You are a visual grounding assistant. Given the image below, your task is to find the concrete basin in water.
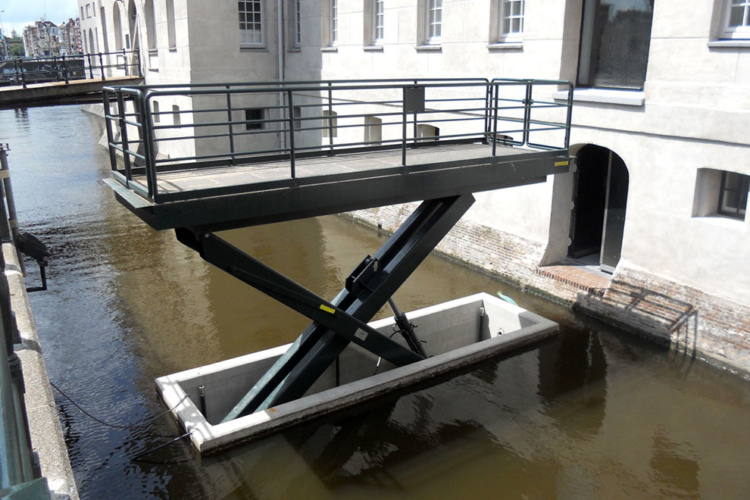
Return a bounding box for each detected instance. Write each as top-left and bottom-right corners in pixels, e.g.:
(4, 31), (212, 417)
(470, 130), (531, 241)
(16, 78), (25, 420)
(156, 292), (559, 454)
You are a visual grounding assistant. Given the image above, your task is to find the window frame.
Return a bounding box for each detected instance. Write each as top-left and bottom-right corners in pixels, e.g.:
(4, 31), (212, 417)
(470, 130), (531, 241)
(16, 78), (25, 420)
(330, 0), (338, 46)
(294, 0), (302, 47)
(373, 0), (385, 45)
(498, 0), (524, 43)
(721, 0), (750, 39)
(425, 0), (442, 44)
(718, 171), (749, 219)
(239, 0), (265, 47)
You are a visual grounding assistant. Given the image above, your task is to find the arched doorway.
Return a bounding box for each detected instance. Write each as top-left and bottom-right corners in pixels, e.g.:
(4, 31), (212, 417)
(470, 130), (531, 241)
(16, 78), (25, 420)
(568, 144), (629, 273)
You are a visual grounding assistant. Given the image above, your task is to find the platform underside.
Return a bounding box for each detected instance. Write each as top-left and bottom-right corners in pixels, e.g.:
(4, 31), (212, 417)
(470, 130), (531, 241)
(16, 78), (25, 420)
(108, 143), (569, 232)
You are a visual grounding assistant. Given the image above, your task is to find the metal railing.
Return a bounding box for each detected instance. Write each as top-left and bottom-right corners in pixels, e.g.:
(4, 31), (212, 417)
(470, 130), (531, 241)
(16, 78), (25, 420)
(0, 144), (52, 499)
(0, 50), (142, 88)
(103, 77), (573, 204)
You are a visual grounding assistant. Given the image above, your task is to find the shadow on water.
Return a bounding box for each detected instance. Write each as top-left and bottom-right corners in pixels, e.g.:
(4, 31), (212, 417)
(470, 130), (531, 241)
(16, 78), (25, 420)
(1, 106), (749, 499)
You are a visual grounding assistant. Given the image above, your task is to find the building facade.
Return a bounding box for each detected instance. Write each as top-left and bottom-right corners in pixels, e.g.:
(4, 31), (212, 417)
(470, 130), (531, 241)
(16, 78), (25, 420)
(85, 0), (750, 374)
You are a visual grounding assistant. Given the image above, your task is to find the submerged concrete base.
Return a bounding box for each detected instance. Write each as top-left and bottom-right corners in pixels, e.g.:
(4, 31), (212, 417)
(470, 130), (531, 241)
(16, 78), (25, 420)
(156, 293), (558, 454)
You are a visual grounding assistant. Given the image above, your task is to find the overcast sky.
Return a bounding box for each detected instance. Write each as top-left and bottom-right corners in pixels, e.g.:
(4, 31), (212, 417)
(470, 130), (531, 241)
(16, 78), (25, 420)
(1, 0), (79, 36)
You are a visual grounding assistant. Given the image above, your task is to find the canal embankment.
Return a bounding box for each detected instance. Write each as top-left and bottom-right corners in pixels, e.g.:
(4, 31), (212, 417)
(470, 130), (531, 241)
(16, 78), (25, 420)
(3, 241), (79, 499)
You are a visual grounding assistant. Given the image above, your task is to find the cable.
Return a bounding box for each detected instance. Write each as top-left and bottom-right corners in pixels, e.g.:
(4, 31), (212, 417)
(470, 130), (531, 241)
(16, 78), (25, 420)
(130, 430), (193, 463)
(50, 381), (188, 432)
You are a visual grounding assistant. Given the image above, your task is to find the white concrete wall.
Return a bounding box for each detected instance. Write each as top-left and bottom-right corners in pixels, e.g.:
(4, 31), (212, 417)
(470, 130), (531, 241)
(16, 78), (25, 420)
(90, 0), (750, 306)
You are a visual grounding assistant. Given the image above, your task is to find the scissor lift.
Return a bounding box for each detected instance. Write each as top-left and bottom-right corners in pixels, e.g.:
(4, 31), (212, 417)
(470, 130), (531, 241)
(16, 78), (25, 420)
(103, 78), (573, 422)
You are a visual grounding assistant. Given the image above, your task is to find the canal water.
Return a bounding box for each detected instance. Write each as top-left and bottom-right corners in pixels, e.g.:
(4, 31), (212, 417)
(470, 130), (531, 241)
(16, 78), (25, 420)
(1, 105), (749, 499)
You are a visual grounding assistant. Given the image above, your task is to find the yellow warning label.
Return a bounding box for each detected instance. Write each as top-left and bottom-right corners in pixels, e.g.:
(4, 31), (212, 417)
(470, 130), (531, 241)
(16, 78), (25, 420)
(555, 160), (570, 167)
(320, 304), (335, 314)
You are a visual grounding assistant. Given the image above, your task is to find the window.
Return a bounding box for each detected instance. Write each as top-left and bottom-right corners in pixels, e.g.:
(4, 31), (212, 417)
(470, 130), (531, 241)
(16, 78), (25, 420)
(373, 0), (385, 44)
(86, 5), (91, 18)
(719, 171), (749, 219)
(153, 101), (160, 123)
(172, 105), (181, 126)
(330, 0), (338, 45)
(499, 0), (524, 41)
(693, 169), (749, 220)
(126, 33), (131, 49)
(322, 110), (337, 138)
(239, 0), (264, 46)
(577, 0), (655, 90)
(722, 0), (750, 38)
(81, 7), (84, 19)
(294, 0), (301, 47)
(293, 106), (302, 130)
(166, 0), (177, 49)
(426, 0), (442, 43)
(364, 116), (382, 145)
(145, 0), (158, 51)
(245, 109), (264, 130)
(417, 124), (439, 141)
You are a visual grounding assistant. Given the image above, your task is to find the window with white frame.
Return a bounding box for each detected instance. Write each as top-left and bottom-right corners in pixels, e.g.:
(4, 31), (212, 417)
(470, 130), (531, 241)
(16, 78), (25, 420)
(330, 0), (338, 45)
(499, 0), (524, 41)
(373, 0), (385, 44)
(426, 0), (442, 43)
(722, 0), (750, 38)
(295, 0), (301, 47)
(86, 4), (91, 18)
(239, 0), (264, 46)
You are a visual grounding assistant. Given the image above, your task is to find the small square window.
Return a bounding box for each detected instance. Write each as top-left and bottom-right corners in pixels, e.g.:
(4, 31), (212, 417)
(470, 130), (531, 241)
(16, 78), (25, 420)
(172, 105), (181, 126)
(293, 106), (302, 130)
(693, 168), (749, 221)
(245, 109), (264, 130)
(152, 101), (160, 123)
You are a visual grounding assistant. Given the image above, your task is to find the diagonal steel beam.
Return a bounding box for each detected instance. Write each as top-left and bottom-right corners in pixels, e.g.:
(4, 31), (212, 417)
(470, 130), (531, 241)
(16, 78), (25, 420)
(176, 194), (475, 421)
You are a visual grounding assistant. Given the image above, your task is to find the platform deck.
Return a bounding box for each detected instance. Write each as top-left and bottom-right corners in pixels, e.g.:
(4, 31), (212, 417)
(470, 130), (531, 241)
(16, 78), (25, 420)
(108, 141), (569, 232)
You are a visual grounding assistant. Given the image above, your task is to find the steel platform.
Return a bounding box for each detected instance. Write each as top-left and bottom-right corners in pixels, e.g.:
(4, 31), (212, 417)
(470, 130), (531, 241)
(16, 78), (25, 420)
(103, 78), (573, 422)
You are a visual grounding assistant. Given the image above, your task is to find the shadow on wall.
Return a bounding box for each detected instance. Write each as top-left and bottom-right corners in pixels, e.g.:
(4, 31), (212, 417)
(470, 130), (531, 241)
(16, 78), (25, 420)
(576, 280), (699, 370)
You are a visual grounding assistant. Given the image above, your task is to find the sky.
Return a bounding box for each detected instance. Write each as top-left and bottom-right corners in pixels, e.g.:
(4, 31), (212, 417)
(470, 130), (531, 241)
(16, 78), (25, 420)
(1, 0), (79, 37)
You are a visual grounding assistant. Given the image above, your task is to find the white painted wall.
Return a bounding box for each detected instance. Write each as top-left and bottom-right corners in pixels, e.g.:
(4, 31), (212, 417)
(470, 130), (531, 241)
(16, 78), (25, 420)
(88, 0), (750, 305)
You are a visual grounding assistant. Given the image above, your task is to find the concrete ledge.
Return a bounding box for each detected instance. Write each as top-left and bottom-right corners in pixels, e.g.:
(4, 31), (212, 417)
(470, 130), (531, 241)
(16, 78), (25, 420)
(553, 88), (645, 107)
(4, 243), (79, 500)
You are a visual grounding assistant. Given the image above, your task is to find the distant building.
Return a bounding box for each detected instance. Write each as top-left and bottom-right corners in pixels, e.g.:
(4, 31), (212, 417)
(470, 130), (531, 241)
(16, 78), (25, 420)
(21, 18), (82, 57)
(88, 0), (750, 373)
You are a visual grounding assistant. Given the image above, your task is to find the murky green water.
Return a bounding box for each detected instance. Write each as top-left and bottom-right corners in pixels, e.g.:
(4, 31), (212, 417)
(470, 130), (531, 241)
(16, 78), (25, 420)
(1, 105), (748, 499)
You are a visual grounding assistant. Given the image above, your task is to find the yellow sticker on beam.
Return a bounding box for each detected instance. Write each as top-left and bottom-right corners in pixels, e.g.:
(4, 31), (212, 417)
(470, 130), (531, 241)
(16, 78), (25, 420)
(555, 160), (570, 167)
(319, 304), (335, 314)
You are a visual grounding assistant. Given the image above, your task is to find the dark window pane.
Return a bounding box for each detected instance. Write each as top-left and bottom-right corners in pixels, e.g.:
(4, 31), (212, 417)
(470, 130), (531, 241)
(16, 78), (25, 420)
(578, 0), (655, 89)
(724, 171), (744, 191)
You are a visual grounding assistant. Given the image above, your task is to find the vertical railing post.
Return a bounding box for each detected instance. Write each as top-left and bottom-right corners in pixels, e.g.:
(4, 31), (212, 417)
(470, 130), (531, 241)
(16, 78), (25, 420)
(62, 55), (69, 85)
(402, 86), (408, 167)
(412, 79), (418, 148)
(116, 92), (133, 182)
(52, 56), (58, 82)
(287, 90), (297, 180)
(0, 146), (25, 274)
(484, 81), (492, 140)
(0, 148), (13, 243)
(522, 81), (532, 146)
(492, 83), (499, 156)
(122, 48), (128, 76)
(226, 86), (235, 164)
(140, 93), (158, 201)
(99, 53), (106, 81)
(136, 50), (143, 77)
(87, 54), (94, 79)
(564, 82), (574, 149)
(103, 91), (118, 172)
(327, 82), (334, 155)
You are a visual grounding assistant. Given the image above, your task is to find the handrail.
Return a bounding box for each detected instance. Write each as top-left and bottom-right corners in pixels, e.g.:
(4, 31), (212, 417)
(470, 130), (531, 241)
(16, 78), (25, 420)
(104, 77), (572, 204)
(0, 50), (142, 89)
